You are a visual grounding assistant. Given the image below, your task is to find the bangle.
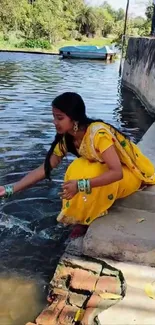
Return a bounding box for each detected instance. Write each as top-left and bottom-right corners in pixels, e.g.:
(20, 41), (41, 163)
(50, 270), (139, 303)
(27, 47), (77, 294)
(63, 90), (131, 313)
(4, 185), (14, 198)
(77, 179), (86, 192)
(85, 179), (91, 194)
(77, 179), (91, 194)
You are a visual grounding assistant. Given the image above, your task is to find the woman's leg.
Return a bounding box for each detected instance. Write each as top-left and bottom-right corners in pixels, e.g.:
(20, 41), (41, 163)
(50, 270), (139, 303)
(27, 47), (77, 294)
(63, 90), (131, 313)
(116, 166), (141, 199)
(57, 157), (119, 226)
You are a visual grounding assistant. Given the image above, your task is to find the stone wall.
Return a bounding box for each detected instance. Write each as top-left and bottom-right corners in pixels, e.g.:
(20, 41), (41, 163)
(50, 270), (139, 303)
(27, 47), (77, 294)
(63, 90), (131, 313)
(122, 37), (155, 115)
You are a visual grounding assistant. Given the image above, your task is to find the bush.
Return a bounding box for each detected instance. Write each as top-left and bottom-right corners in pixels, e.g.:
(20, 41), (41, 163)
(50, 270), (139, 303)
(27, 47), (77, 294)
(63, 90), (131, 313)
(18, 39), (51, 49)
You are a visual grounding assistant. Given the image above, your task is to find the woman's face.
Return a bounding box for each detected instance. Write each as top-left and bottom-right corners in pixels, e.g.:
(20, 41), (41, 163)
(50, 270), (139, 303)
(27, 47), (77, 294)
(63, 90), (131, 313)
(52, 107), (74, 134)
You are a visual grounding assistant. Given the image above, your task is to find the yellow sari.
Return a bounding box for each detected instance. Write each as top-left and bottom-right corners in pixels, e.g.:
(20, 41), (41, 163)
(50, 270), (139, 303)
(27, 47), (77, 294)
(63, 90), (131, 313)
(53, 122), (155, 225)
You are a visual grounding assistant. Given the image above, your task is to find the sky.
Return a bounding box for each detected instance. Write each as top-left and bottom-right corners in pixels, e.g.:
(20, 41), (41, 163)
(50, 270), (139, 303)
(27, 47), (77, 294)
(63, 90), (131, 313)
(88, 0), (148, 17)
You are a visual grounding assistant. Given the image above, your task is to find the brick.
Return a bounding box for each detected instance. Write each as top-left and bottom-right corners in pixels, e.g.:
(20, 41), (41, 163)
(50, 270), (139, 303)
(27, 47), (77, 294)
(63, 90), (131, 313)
(58, 305), (79, 324)
(70, 269), (99, 292)
(81, 307), (100, 325)
(86, 293), (102, 308)
(62, 254), (102, 274)
(36, 309), (55, 325)
(36, 299), (66, 325)
(86, 293), (118, 310)
(51, 264), (74, 290)
(47, 288), (68, 304)
(51, 264), (73, 282)
(95, 276), (121, 295)
(68, 292), (87, 308)
(53, 288), (68, 297)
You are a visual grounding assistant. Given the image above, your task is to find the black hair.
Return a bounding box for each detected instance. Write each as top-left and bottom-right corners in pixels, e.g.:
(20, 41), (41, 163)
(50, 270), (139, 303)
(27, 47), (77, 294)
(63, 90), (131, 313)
(44, 92), (127, 179)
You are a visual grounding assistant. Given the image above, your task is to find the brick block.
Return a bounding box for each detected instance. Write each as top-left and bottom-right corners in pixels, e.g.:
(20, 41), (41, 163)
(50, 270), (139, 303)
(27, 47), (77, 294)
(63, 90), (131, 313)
(70, 268), (99, 292)
(36, 299), (66, 325)
(58, 305), (79, 324)
(62, 254), (102, 274)
(87, 293), (118, 310)
(51, 264), (74, 290)
(95, 276), (121, 295)
(81, 307), (100, 325)
(68, 292), (87, 308)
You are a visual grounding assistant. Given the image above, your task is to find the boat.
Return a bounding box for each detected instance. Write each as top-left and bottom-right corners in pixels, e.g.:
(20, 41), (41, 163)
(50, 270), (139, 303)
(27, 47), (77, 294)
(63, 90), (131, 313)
(59, 45), (117, 60)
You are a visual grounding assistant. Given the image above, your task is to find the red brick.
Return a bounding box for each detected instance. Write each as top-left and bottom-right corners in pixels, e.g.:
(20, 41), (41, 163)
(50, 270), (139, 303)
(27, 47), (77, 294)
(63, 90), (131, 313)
(81, 307), (99, 325)
(86, 293), (117, 310)
(70, 269), (99, 292)
(58, 305), (79, 324)
(51, 265), (74, 290)
(47, 288), (68, 304)
(86, 293), (101, 308)
(95, 276), (121, 295)
(36, 299), (66, 325)
(53, 288), (68, 297)
(62, 254), (102, 274)
(68, 292), (87, 308)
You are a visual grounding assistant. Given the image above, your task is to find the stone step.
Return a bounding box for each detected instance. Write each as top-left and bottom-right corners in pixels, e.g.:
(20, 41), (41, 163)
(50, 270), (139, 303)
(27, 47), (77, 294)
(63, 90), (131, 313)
(82, 206), (155, 266)
(98, 259), (155, 325)
(144, 185), (155, 192)
(115, 189), (155, 212)
(98, 285), (155, 325)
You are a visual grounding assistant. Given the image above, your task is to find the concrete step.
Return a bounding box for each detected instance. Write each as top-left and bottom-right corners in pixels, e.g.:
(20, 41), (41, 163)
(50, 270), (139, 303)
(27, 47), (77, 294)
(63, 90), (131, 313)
(144, 185), (155, 192)
(98, 259), (155, 325)
(98, 285), (155, 325)
(115, 189), (155, 212)
(82, 206), (155, 266)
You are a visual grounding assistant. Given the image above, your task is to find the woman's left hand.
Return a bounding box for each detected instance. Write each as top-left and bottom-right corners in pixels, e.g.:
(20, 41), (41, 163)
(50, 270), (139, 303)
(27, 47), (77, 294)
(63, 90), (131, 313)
(61, 180), (78, 200)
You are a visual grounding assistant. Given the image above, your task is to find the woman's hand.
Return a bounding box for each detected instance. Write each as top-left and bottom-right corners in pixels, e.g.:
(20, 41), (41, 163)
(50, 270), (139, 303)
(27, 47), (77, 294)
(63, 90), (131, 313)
(61, 180), (78, 200)
(0, 186), (6, 197)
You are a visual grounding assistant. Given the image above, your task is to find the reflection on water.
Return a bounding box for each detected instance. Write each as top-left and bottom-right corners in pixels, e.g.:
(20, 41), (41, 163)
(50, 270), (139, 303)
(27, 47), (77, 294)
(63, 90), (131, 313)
(0, 52), (154, 324)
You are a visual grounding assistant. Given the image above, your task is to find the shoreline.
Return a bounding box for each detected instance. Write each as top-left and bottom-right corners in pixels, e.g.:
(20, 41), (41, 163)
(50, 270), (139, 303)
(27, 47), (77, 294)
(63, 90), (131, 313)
(0, 48), (59, 55)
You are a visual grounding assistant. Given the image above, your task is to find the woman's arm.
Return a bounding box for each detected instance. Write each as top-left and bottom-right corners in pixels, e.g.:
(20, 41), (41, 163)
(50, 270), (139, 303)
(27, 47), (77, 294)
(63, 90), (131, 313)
(90, 145), (123, 188)
(0, 154), (62, 196)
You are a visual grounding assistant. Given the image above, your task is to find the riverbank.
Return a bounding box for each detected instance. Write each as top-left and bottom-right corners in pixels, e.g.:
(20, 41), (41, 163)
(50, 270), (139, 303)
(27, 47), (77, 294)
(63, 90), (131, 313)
(0, 37), (113, 55)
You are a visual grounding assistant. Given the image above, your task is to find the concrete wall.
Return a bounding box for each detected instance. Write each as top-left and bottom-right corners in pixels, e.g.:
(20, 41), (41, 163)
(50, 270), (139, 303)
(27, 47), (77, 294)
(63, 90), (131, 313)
(122, 37), (155, 115)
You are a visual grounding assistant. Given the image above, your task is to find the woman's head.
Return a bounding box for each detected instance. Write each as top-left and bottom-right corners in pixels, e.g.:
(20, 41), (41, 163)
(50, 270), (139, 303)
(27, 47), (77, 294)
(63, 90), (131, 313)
(52, 92), (87, 134)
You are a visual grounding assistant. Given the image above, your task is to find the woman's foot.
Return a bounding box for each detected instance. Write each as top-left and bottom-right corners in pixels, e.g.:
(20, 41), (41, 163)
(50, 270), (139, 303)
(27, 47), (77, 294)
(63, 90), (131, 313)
(69, 225), (88, 239)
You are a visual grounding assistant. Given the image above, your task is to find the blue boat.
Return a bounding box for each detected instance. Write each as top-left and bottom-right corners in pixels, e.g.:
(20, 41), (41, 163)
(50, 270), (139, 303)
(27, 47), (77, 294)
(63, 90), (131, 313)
(59, 45), (117, 60)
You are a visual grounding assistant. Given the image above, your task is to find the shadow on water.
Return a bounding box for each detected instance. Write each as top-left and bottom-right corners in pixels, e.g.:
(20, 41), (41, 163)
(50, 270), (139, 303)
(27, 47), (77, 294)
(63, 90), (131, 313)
(0, 53), (154, 324)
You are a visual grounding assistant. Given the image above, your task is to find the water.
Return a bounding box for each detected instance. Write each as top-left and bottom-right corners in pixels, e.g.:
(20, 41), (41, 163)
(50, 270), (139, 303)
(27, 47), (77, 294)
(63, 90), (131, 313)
(0, 52), (154, 324)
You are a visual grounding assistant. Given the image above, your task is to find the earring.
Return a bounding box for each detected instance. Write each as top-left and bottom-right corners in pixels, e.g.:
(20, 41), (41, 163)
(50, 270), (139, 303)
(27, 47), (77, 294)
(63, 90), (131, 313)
(73, 121), (78, 134)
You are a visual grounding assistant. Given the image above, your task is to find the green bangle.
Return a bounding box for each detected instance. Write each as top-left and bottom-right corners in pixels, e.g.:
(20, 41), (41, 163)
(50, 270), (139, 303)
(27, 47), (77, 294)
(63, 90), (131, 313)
(77, 179), (85, 192)
(77, 179), (91, 194)
(4, 185), (14, 198)
(85, 179), (91, 194)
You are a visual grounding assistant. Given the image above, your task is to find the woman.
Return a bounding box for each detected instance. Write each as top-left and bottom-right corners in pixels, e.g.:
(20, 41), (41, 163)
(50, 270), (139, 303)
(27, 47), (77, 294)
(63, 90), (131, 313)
(1, 92), (155, 226)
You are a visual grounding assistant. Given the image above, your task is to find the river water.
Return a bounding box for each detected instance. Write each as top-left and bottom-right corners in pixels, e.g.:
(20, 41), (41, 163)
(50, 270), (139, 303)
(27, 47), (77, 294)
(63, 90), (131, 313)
(0, 52), (154, 324)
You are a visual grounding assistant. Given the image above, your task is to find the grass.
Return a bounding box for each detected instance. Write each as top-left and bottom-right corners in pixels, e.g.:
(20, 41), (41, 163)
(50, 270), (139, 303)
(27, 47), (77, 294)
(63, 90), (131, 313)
(0, 33), (114, 54)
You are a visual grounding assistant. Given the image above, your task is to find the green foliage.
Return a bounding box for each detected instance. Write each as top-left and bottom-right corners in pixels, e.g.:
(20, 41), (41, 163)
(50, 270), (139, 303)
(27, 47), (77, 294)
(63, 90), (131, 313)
(19, 38), (51, 49)
(0, 0), (152, 51)
(145, 2), (154, 20)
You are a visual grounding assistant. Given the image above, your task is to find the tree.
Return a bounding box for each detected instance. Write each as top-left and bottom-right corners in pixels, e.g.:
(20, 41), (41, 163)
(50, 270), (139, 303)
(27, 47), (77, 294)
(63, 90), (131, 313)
(32, 0), (64, 42)
(115, 8), (125, 21)
(145, 2), (154, 20)
(77, 6), (97, 36)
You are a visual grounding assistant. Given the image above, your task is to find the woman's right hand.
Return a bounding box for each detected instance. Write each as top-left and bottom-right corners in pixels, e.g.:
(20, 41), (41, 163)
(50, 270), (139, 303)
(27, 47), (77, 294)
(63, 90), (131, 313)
(0, 186), (6, 197)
